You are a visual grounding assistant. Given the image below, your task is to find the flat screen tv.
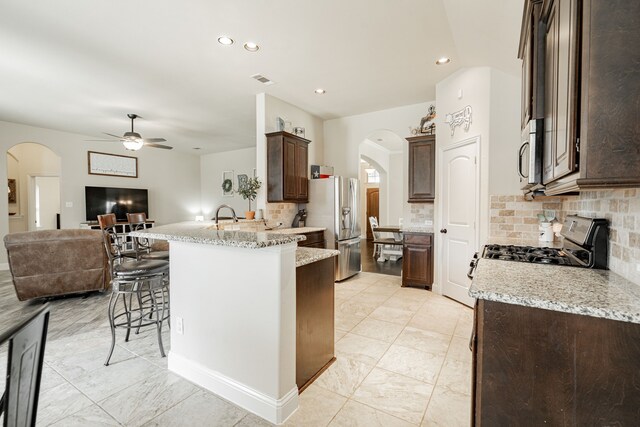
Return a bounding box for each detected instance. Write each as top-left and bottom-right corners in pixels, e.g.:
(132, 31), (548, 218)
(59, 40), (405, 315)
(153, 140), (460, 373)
(85, 186), (149, 222)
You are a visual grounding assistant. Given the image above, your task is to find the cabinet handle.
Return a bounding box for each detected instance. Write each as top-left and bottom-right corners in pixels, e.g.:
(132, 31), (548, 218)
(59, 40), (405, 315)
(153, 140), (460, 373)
(517, 141), (529, 179)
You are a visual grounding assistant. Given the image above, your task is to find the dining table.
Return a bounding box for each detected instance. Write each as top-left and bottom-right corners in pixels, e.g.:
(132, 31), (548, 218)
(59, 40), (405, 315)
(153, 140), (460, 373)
(374, 225), (403, 262)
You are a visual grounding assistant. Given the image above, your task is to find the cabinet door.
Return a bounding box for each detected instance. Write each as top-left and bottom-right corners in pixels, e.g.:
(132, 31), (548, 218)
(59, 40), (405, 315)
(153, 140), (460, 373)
(283, 138), (297, 200)
(296, 141), (308, 201)
(521, 17), (533, 131)
(402, 244), (433, 287)
(408, 137), (435, 202)
(543, 0), (579, 184)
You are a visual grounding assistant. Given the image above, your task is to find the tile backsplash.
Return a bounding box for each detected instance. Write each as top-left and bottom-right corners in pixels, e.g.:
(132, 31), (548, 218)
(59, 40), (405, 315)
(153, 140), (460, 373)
(266, 203), (298, 227)
(489, 189), (640, 285)
(408, 203), (434, 225)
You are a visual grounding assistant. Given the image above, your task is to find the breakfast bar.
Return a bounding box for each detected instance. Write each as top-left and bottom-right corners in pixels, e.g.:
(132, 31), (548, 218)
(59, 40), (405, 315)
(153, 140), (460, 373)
(131, 222), (338, 425)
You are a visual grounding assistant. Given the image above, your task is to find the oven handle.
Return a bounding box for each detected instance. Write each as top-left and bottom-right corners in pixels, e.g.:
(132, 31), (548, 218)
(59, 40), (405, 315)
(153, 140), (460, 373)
(517, 141), (529, 179)
(467, 253), (479, 280)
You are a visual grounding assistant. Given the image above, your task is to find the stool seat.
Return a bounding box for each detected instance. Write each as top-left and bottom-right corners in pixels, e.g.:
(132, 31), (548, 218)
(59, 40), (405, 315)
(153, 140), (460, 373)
(140, 250), (170, 261)
(114, 259), (169, 277)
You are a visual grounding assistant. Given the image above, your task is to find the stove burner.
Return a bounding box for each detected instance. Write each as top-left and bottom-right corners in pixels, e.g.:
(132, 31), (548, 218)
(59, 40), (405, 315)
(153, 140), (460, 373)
(482, 244), (578, 267)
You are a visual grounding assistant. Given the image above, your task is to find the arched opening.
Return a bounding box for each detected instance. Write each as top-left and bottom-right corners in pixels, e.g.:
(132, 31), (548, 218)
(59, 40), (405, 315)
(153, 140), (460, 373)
(7, 143), (61, 233)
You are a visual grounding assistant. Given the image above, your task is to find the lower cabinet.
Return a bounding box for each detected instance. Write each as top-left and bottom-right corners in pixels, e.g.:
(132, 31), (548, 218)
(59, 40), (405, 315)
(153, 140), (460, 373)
(296, 230), (326, 249)
(296, 256), (335, 391)
(402, 233), (433, 289)
(472, 299), (640, 425)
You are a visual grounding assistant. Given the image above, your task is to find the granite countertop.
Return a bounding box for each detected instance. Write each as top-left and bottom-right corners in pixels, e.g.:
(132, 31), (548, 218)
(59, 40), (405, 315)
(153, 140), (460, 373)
(130, 221), (305, 249)
(269, 227), (326, 235)
(401, 225), (434, 233)
(296, 247), (340, 268)
(470, 258), (640, 324)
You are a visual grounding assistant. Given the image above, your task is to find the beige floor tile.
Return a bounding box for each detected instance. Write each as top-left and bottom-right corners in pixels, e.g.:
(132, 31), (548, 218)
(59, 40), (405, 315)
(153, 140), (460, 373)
(395, 327), (451, 355)
(446, 336), (473, 363)
(453, 310), (474, 338)
(285, 384), (347, 426)
(236, 413), (276, 426)
(421, 386), (471, 427)
(336, 333), (390, 365)
(336, 299), (378, 318)
(48, 404), (120, 426)
(351, 272), (381, 284)
(349, 291), (392, 307)
(382, 295), (426, 312)
(408, 312), (458, 336)
(394, 287), (432, 301)
(351, 318), (404, 343)
(335, 287), (361, 300)
(36, 381), (94, 426)
(336, 279), (373, 293)
(315, 356), (374, 397)
(369, 306), (414, 326)
(335, 328), (349, 342)
(437, 358), (472, 395)
(328, 400), (414, 427)
(353, 368), (433, 425)
(361, 284), (399, 297)
(335, 312), (365, 331)
(377, 344), (446, 385)
(143, 389), (247, 426)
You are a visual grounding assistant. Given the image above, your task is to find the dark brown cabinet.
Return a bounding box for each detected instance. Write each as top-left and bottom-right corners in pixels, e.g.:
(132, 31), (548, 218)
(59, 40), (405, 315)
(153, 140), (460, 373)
(296, 230), (326, 249)
(402, 232), (433, 289)
(407, 135), (435, 202)
(266, 131), (310, 203)
(519, 0), (640, 194)
(472, 299), (640, 425)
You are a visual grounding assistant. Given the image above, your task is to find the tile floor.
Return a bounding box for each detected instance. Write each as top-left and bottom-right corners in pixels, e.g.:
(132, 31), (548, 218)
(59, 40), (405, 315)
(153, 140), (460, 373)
(0, 271), (472, 426)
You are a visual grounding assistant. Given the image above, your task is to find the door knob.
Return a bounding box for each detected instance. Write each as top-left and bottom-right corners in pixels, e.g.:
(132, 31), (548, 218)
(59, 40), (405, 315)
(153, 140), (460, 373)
(440, 228), (448, 234)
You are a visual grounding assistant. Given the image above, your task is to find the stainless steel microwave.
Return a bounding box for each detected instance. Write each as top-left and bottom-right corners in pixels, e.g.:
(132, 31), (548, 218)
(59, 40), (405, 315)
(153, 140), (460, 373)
(518, 118), (544, 191)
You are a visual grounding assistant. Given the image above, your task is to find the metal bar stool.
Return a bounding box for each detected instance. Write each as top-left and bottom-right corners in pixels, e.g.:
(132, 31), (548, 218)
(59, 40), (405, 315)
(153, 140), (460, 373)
(98, 214), (170, 366)
(126, 212), (169, 261)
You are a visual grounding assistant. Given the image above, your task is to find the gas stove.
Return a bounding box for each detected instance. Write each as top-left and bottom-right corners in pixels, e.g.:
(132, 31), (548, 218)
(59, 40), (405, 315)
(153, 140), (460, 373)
(468, 215), (609, 279)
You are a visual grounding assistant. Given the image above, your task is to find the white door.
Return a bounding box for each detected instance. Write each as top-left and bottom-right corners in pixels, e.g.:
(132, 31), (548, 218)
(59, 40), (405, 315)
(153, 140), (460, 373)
(440, 139), (478, 307)
(29, 176), (60, 230)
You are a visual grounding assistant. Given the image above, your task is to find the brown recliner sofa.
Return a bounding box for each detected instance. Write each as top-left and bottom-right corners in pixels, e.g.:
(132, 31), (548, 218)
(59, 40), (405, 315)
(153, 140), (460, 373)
(4, 229), (109, 301)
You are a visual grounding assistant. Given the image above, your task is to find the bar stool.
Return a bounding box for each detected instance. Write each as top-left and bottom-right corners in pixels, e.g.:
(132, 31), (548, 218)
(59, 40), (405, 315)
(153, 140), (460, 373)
(126, 212), (169, 261)
(98, 214), (170, 366)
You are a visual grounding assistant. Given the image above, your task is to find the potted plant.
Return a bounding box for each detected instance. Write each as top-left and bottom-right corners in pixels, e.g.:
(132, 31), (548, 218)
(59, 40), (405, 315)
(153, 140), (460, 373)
(238, 177), (261, 220)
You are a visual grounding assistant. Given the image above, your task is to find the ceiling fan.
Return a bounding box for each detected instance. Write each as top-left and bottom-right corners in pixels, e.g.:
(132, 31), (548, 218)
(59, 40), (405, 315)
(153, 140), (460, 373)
(87, 114), (173, 151)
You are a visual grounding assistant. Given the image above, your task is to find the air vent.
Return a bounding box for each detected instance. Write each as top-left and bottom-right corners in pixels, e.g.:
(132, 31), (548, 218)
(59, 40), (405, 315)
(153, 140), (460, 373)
(251, 74), (276, 86)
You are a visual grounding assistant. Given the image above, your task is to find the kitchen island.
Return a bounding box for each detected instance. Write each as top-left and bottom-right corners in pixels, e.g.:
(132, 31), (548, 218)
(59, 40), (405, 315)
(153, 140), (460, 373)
(131, 222), (337, 425)
(469, 259), (640, 425)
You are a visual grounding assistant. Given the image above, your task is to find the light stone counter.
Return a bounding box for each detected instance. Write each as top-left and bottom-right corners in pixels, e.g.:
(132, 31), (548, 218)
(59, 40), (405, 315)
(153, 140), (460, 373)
(401, 225), (434, 233)
(130, 221), (305, 248)
(296, 247), (339, 268)
(269, 227), (326, 235)
(470, 258), (640, 324)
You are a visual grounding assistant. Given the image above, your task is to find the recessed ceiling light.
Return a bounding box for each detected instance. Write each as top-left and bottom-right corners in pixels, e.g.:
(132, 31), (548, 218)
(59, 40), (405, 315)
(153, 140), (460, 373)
(436, 57), (451, 65)
(217, 36), (234, 46)
(193, 147), (201, 150)
(376, 138), (383, 142)
(314, 88), (326, 95)
(244, 42), (259, 52)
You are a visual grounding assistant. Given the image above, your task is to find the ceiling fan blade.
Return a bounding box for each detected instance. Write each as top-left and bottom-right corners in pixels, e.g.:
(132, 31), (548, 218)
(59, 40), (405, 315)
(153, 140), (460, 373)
(143, 138), (167, 143)
(103, 132), (124, 139)
(144, 142), (173, 150)
(84, 139), (120, 142)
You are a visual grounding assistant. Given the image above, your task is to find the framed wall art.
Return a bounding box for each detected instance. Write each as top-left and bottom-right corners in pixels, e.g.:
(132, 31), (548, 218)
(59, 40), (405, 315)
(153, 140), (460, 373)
(88, 151), (138, 178)
(222, 170), (234, 196)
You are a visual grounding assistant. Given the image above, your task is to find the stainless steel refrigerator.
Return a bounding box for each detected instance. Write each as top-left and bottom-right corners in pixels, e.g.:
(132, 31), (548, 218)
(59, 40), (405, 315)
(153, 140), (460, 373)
(306, 177), (361, 281)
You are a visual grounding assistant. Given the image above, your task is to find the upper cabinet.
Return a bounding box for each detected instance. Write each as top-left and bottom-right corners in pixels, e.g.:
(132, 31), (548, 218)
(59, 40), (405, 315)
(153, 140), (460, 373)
(266, 131), (310, 203)
(520, 0), (640, 195)
(407, 134), (436, 202)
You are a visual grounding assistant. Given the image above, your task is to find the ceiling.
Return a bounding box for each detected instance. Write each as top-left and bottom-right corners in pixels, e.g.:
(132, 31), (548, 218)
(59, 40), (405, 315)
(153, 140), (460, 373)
(0, 0), (523, 154)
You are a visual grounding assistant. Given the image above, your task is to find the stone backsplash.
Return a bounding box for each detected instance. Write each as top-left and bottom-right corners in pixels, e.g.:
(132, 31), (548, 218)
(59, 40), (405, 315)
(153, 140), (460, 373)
(266, 203), (298, 228)
(489, 190), (640, 285)
(489, 195), (564, 243)
(562, 189), (640, 285)
(407, 203), (434, 226)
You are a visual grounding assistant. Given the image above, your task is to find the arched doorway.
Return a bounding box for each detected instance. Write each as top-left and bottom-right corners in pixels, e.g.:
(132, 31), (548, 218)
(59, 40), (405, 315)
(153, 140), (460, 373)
(7, 143), (61, 233)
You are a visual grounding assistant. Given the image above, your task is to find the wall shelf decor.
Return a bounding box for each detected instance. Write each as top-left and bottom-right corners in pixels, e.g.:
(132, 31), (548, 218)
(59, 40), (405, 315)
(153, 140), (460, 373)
(222, 170), (234, 196)
(445, 105), (473, 136)
(88, 151), (138, 178)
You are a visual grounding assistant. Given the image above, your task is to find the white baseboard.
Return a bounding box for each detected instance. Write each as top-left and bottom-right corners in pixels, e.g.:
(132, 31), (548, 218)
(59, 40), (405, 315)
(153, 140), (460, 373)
(168, 352), (298, 425)
(0, 263), (9, 271)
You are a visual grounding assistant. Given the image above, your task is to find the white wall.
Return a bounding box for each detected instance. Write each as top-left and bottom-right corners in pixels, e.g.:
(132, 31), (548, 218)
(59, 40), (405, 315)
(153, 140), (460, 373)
(256, 93), (325, 212)
(435, 67), (521, 247)
(0, 120), (202, 264)
(200, 147), (257, 217)
(323, 101), (435, 226)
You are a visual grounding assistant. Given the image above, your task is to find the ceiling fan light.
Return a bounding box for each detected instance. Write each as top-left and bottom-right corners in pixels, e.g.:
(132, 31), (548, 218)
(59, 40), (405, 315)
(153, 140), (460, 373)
(122, 139), (144, 151)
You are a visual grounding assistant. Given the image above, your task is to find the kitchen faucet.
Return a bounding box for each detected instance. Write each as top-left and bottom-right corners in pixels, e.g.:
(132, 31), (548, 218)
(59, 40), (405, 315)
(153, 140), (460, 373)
(213, 204), (238, 227)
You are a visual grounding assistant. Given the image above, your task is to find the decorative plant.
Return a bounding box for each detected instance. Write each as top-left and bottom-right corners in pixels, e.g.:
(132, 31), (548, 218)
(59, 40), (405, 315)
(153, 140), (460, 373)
(238, 177), (262, 212)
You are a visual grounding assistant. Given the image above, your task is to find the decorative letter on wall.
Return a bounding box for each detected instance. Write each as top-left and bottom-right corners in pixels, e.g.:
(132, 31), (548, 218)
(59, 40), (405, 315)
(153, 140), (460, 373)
(444, 105), (473, 136)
